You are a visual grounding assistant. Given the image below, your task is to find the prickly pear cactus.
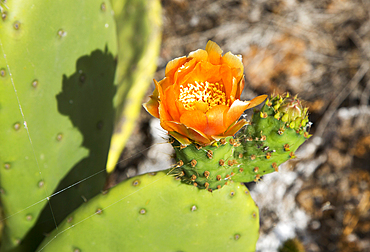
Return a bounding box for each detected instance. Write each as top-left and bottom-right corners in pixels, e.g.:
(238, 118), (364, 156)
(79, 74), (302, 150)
(0, 0), (117, 250)
(106, 0), (162, 173)
(169, 93), (310, 190)
(36, 93), (310, 251)
(37, 172), (259, 252)
(0, 29), (309, 251)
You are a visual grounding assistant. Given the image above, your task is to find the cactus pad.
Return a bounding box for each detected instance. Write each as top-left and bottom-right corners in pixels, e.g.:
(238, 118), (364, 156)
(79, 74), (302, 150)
(169, 94), (310, 190)
(37, 172), (259, 252)
(0, 0), (117, 250)
(106, 0), (162, 173)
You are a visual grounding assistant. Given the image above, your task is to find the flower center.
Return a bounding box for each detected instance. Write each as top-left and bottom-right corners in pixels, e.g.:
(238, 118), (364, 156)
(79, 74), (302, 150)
(179, 81), (229, 112)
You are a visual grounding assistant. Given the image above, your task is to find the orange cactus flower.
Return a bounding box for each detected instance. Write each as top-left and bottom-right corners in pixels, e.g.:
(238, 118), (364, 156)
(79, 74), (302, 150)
(144, 41), (267, 145)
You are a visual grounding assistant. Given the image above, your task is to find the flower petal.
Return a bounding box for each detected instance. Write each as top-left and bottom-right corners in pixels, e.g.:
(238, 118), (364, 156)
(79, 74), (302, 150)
(180, 110), (208, 134)
(159, 103), (176, 131)
(168, 131), (192, 146)
(166, 121), (211, 145)
(185, 61), (221, 84)
(175, 99), (188, 115)
(222, 52), (244, 74)
(205, 40), (222, 65)
(163, 85), (181, 121)
(186, 127), (211, 145)
(160, 117), (175, 132)
(157, 81), (176, 129)
(165, 56), (188, 84)
(220, 64), (233, 98)
(155, 78), (166, 99)
(204, 105), (229, 136)
(235, 76), (245, 100)
(188, 49), (208, 62)
(229, 77), (239, 103)
(173, 58), (197, 86)
(225, 99), (251, 128)
(223, 119), (247, 136)
(222, 52), (244, 76)
(143, 88), (160, 118)
(245, 95), (268, 110)
(211, 120), (247, 140)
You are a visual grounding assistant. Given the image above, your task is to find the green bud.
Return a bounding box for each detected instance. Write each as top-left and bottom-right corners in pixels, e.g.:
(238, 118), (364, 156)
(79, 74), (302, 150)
(281, 113), (289, 122)
(278, 97), (303, 121)
(294, 118), (302, 128)
(274, 112), (280, 119)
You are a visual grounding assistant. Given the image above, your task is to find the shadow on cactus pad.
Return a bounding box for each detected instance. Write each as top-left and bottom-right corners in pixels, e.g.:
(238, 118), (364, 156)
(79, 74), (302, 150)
(14, 47), (117, 252)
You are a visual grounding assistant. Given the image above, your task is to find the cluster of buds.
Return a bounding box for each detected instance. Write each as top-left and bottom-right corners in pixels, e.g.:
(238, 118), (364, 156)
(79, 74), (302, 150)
(265, 93), (310, 135)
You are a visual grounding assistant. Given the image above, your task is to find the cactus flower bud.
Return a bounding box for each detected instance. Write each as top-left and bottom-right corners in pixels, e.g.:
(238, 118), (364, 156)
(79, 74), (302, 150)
(278, 96), (304, 121)
(268, 94), (309, 131)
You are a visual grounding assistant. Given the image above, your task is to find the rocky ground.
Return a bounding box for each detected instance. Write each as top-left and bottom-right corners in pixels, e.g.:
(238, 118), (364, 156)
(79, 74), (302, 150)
(111, 1), (370, 251)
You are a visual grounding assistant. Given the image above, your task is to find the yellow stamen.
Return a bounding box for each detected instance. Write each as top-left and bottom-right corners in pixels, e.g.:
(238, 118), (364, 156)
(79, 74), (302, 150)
(179, 81), (229, 112)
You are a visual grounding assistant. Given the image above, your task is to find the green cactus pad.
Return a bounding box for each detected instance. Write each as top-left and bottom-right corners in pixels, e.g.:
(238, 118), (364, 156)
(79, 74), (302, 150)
(234, 93), (310, 182)
(170, 136), (240, 190)
(106, 0), (162, 173)
(169, 94), (310, 190)
(0, 0), (117, 250)
(37, 172), (259, 252)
